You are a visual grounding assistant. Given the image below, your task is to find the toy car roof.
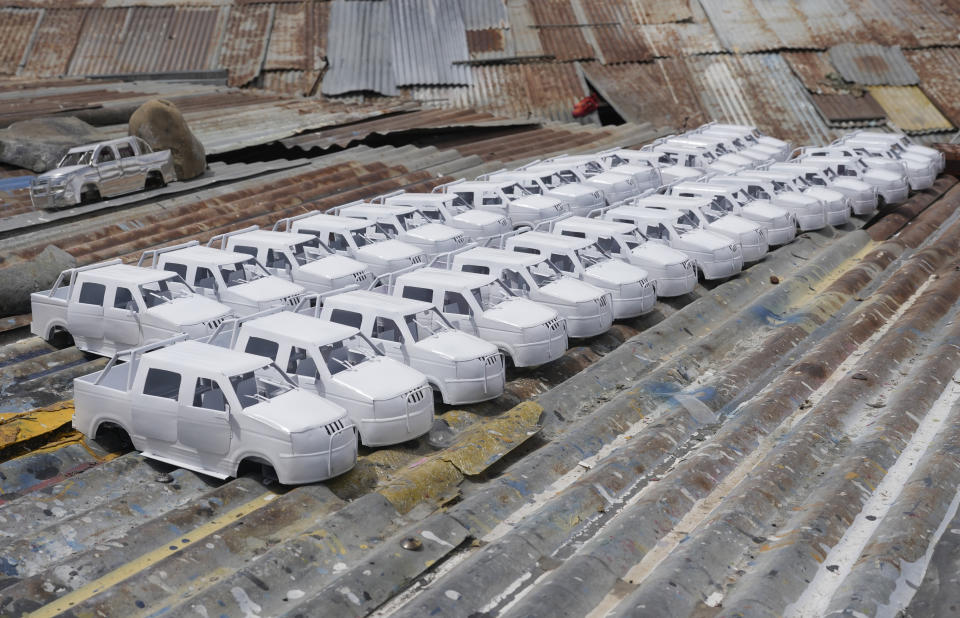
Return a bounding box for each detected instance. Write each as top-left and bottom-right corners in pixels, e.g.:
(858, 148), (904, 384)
(291, 213), (370, 231)
(159, 245), (253, 267)
(65, 136), (143, 153)
(396, 266), (496, 289)
(508, 231), (592, 251)
(146, 340), (269, 376)
(384, 193), (453, 205)
(228, 229), (315, 246)
(324, 290), (431, 315)
(81, 263), (180, 286)
(455, 246), (542, 267)
(606, 205), (681, 223)
(241, 311), (358, 348)
(553, 216), (637, 234)
(340, 203), (415, 217)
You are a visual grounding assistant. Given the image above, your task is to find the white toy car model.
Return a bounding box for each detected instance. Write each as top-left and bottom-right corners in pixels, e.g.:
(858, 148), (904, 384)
(708, 176), (827, 231)
(632, 195), (769, 262)
(481, 169), (605, 217)
(31, 260), (232, 356)
(376, 191), (512, 242)
(692, 123), (791, 161)
(73, 337), (357, 484)
(451, 246), (614, 337)
(604, 205), (743, 280)
(334, 201), (470, 258)
(736, 170), (852, 227)
(320, 291), (505, 404)
(504, 231), (656, 318)
(594, 148), (705, 185)
(521, 161), (642, 205)
(274, 211), (425, 278)
(665, 182), (796, 246)
(393, 267), (567, 367)
(833, 139), (936, 190)
(839, 131), (943, 173)
(795, 154), (909, 207)
(212, 309), (434, 446)
(767, 161), (878, 216)
(434, 179), (570, 229)
(550, 216), (697, 297)
(549, 154), (663, 194)
(209, 226), (373, 294)
(140, 241), (306, 317)
(799, 149), (911, 203)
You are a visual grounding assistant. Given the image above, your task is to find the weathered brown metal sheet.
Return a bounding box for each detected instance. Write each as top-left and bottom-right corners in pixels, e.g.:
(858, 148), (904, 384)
(906, 47), (960, 128)
(18, 9), (84, 77)
(811, 92), (887, 126)
(259, 69), (319, 97)
(107, 6), (220, 74)
(218, 3), (272, 87)
(264, 2), (308, 71)
(528, 0), (594, 61)
(697, 0), (782, 52)
(579, 1), (650, 64)
(580, 59), (705, 129)
(749, 0), (823, 49)
(67, 7), (129, 76)
(868, 85), (954, 134)
(782, 51), (846, 95)
(626, 0), (691, 25)
(308, 0), (329, 72)
(790, 0), (873, 46)
(0, 8), (41, 75)
(466, 28), (505, 54)
(637, 1), (723, 58)
(829, 43), (919, 86)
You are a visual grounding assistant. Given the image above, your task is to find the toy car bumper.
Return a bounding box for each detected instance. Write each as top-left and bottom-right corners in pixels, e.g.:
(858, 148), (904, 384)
(277, 427), (357, 484)
(795, 210), (828, 231)
(651, 269), (698, 297)
(359, 402), (434, 446)
(611, 283), (656, 319)
(440, 366), (506, 404)
(826, 203), (852, 227)
(510, 326), (568, 367)
(562, 302), (614, 338)
(699, 256), (743, 280)
(763, 223), (796, 246)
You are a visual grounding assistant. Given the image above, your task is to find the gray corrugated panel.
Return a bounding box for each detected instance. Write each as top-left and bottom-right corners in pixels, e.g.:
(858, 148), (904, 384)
(907, 47), (960, 128)
(322, 0), (397, 96)
(0, 8), (41, 75)
(684, 53), (756, 127)
(217, 3), (272, 88)
(697, 0), (783, 52)
(791, 0), (873, 46)
(504, 0), (544, 59)
(66, 7), (130, 76)
(637, 0), (723, 56)
(391, 0), (471, 87)
(19, 9), (85, 77)
(828, 43), (919, 86)
(748, 0), (823, 49)
(627, 0), (692, 24)
(459, 0), (507, 29)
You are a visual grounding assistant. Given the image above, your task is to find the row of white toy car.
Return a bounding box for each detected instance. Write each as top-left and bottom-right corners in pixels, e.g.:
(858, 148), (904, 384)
(44, 125), (939, 484)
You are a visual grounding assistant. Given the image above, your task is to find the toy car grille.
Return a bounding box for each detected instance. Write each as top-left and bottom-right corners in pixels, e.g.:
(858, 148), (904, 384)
(284, 294), (304, 306)
(595, 295), (608, 307)
(681, 259), (694, 270)
(324, 418), (346, 435)
(32, 180), (48, 195)
(406, 387), (428, 404)
(497, 218), (508, 226)
(411, 255), (423, 264)
(546, 317), (562, 331)
(454, 235), (466, 245)
(205, 317), (225, 330)
(353, 271), (369, 283)
(482, 353), (501, 367)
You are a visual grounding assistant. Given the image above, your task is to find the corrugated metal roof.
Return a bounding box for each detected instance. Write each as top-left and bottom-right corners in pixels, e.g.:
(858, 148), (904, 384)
(528, 0), (594, 61)
(627, 0), (692, 25)
(258, 69), (319, 97)
(829, 43), (919, 86)
(811, 92), (887, 126)
(466, 28), (506, 55)
(578, 0), (650, 64)
(263, 2), (309, 71)
(218, 3), (272, 88)
(323, 0), (397, 96)
(0, 8), (41, 75)
(390, 0), (471, 87)
(748, 0), (824, 49)
(697, 0), (783, 52)
(868, 85), (953, 134)
(66, 7), (129, 76)
(782, 51), (847, 95)
(19, 9), (85, 77)
(906, 47), (960, 129)
(504, 0), (544, 59)
(579, 59), (705, 129)
(109, 6), (222, 75)
(636, 0), (724, 57)
(790, 0), (874, 46)
(458, 0), (507, 30)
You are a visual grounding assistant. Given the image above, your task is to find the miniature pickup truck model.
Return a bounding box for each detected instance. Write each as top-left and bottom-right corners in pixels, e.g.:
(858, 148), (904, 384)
(690, 123), (791, 161)
(682, 129), (784, 162)
(73, 338), (358, 484)
(522, 161), (642, 205)
(595, 148), (705, 185)
(211, 309), (434, 446)
(548, 154), (663, 194)
(736, 170), (851, 227)
(140, 241), (306, 317)
(839, 131), (944, 173)
(451, 246), (614, 337)
(767, 161), (878, 216)
(829, 139), (936, 190)
(434, 180), (570, 229)
(550, 216), (697, 297)
(209, 226), (373, 294)
(708, 176), (827, 231)
(795, 154), (908, 207)
(377, 191), (512, 242)
(320, 291), (505, 404)
(31, 259), (232, 356)
(799, 149), (911, 202)
(393, 267), (567, 367)
(504, 231), (656, 318)
(334, 201), (469, 258)
(275, 212), (425, 278)
(665, 182), (797, 246)
(482, 169), (605, 217)
(603, 205), (744, 280)
(632, 195), (768, 262)
(30, 137), (176, 209)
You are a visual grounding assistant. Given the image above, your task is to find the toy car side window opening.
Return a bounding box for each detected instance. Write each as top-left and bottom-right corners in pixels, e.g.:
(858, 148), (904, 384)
(685, 155), (697, 167)
(329, 308), (363, 329)
(372, 317), (403, 343)
(233, 245), (258, 258)
(97, 147), (116, 164)
(113, 287), (138, 311)
(117, 143), (135, 159)
(193, 377), (227, 411)
(401, 286), (434, 303)
(513, 246), (540, 256)
(443, 291), (471, 315)
(327, 232), (349, 252)
(560, 230), (586, 239)
(482, 194), (502, 206)
(244, 336), (280, 361)
(461, 264), (489, 275)
(421, 208), (442, 221)
(644, 225), (662, 239)
(453, 192), (474, 207)
(550, 252), (575, 272)
(501, 268), (529, 293)
(266, 249), (291, 269)
(163, 262), (188, 279)
(377, 222), (399, 237)
(78, 282), (106, 305)
(143, 368), (181, 400)
(194, 267), (216, 289)
(596, 236), (621, 253)
(229, 365), (293, 409)
(287, 346), (318, 378)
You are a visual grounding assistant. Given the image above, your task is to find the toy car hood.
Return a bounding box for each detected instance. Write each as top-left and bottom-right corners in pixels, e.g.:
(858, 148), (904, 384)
(301, 255), (368, 279)
(235, 277), (303, 303)
(707, 214), (759, 235)
(631, 243), (691, 266)
(585, 260), (648, 285)
(454, 210), (507, 226)
(414, 330), (497, 362)
(38, 165), (88, 180)
(356, 239), (422, 262)
(484, 297), (559, 329)
(244, 389), (346, 433)
(144, 295), (231, 326)
(406, 223), (462, 242)
(332, 357), (426, 400)
(682, 228), (736, 251)
(541, 277), (605, 303)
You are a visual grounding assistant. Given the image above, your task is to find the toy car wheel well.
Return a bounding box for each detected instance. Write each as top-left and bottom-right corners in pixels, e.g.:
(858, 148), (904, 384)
(80, 184), (100, 204)
(94, 421), (132, 450)
(47, 324), (73, 348)
(236, 455), (278, 479)
(145, 170), (165, 190)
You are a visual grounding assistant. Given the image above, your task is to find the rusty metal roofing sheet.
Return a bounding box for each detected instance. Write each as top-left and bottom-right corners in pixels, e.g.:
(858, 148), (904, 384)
(829, 44), (919, 86)
(906, 47), (960, 129)
(108, 6), (222, 75)
(782, 51), (847, 95)
(458, 0), (507, 30)
(263, 2), (308, 71)
(259, 69), (319, 97)
(697, 0), (783, 52)
(579, 59), (705, 129)
(390, 0), (471, 87)
(323, 0), (397, 96)
(637, 0), (723, 57)
(466, 28), (506, 55)
(504, 0), (544, 59)
(66, 7), (129, 76)
(528, 0), (594, 61)
(578, 0), (651, 64)
(848, 0), (921, 47)
(217, 3), (272, 88)
(789, 0), (873, 46)
(627, 0), (692, 25)
(868, 85), (953, 134)
(811, 92), (887, 127)
(19, 9), (85, 77)
(0, 8), (41, 75)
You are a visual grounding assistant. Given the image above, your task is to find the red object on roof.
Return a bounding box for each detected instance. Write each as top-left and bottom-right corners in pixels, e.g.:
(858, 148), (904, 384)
(573, 94), (599, 118)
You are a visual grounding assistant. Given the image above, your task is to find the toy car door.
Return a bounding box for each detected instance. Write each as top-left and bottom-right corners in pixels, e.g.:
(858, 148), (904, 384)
(67, 280), (106, 342)
(94, 145), (124, 197)
(179, 375), (232, 456)
(104, 284), (142, 347)
(117, 141), (146, 192)
(131, 366), (181, 444)
(369, 314), (408, 362)
(440, 289), (479, 333)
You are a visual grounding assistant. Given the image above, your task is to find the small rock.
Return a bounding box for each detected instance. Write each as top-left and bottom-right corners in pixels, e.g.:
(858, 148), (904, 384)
(155, 473), (174, 484)
(401, 537), (423, 551)
(866, 399), (886, 408)
(851, 372), (869, 381)
(826, 564), (840, 573)
(129, 99), (205, 180)
(770, 275), (780, 284)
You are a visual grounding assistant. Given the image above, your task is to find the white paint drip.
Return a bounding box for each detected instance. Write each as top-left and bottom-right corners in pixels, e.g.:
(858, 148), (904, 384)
(421, 530), (453, 548)
(191, 604), (209, 618)
(338, 585), (361, 606)
(230, 586), (262, 618)
(479, 571), (531, 614)
(445, 590), (462, 600)
(785, 377), (960, 617)
(286, 589), (305, 600)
